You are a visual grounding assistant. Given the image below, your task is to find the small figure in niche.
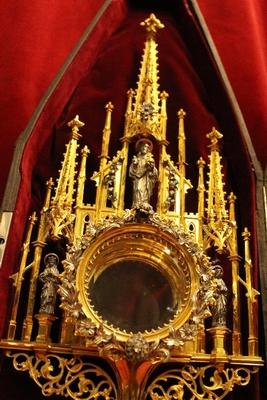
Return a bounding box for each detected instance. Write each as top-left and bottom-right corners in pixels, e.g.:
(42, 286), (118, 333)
(129, 139), (158, 212)
(211, 264), (228, 327)
(39, 253), (60, 315)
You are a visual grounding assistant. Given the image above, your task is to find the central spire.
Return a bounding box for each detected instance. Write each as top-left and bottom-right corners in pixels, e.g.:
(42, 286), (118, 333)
(135, 14), (164, 112)
(124, 14), (167, 141)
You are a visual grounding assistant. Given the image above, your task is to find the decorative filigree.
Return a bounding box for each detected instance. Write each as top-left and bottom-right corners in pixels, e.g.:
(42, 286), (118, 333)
(75, 320), (170, 364)
(165, 168), (179, 211)
(58, 212), (217, 361)
(140, 13), (164, 36)
(47, 205), (75, 241)
(145, 364), (258, 400)
(104, 162), (118, 206)
(7, 351), (117, 400)
(203, 220), (233, 253)
(58, 243), (85, 319)
(104, 152), (124, 207)
(148, 213), (208, 261)
(125, 333), (150, 362)
(140, 102), (155, 122)
(125, 334), (170, 363)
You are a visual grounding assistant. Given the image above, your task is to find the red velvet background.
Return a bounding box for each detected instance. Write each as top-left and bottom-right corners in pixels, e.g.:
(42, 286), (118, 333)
(0, 0), (112, 202)
(1, 0), (266, 203)
(198, 0), (267, 168)
(0, 1), (265, 398)
(0, 0), (127, 338)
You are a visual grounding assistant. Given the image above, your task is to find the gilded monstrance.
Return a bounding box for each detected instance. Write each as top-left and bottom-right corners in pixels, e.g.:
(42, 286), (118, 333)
(1, 13), (263, 400)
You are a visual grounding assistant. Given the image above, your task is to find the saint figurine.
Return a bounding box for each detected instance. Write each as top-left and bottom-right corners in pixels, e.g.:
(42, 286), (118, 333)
(211, 265), (228, 327)
(129, 139), (158, 211)
(39, 253), (60, 315)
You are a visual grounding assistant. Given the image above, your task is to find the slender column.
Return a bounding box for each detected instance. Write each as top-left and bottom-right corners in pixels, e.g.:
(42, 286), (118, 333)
(242, 227), (260, 356)
(177, 109), (186, 227)
(22, 179), (53, 341)
(124, 89), (134, 135)
(160, 91), (168, 141)
(76, 146), (90, 207)
(99, 102), (113, 169)
(156, 140), (168, 215)
(117, 138), (130, 212)
(228, 192), (241, 355)
(60, 316), (76, 345)
(74, 146), (90, 240)
(95, 103), (113, 218)
(155, 92), (169, 216)
(7, 212), (37, 339)
(196, 324), (206, 353)
(197, 157), (205, 246)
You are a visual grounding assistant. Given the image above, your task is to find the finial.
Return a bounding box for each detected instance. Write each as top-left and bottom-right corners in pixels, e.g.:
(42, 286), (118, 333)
(178, 108), (186, 119)
(206, 127), (223, 150)
(105, 102), (114, 113)
(228, 192), (237, 203)
(197, 157), (206, 168)
(67, 115), (85, 140)
(242, 227), (251, 240)
(140, 13), (164, 37)
(81, 145), (90, 157)
(46, 177), (54, 189)
(160, 91), (169, 100)
(29, 211), (38, 224)
(127, 89), (135, 98)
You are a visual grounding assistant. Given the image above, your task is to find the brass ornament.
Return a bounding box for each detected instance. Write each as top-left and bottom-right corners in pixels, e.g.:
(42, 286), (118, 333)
(58, 211), (217, 361)
(7, 351), (118, 399)
(145, 364), (258, 400)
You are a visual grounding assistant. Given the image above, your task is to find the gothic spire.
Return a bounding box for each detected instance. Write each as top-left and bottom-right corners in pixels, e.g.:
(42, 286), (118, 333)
(124, 14), (167, 141)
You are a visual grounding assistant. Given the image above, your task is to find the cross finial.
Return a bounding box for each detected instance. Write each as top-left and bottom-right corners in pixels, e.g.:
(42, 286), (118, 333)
(46, 177), (54, 189)
(206, 127), (223, 150)
(140, 13), (164, 37)
(105, 102), (114, 113)
(228, 192), (236, 203)
(242, 227), (251, 240)
(68, 115), (85, 140)
(178, 108), (186, 119)
(197, 157), (206, 168)
(29, 211), (38, 224)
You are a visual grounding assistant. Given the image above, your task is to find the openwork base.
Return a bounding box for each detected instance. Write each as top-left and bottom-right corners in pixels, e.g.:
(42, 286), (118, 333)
(6, 351), (118, 400)
(6, 350), (258, 400)
(145, 364), (258, 400)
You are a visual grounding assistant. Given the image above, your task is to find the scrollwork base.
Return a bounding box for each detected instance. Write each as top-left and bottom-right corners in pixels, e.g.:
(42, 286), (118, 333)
(145, 364), (258, 400)
(6, 351), (117, 400)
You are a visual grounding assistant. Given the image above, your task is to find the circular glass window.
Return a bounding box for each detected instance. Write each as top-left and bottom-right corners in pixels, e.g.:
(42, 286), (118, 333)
(89, 260), (177, 333)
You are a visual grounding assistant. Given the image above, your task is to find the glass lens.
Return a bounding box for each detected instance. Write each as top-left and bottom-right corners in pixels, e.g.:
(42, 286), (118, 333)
(89, 260), (177, 333)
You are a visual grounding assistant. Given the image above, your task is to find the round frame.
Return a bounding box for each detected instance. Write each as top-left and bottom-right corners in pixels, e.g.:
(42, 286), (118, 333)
(76, 223), (199, 342)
